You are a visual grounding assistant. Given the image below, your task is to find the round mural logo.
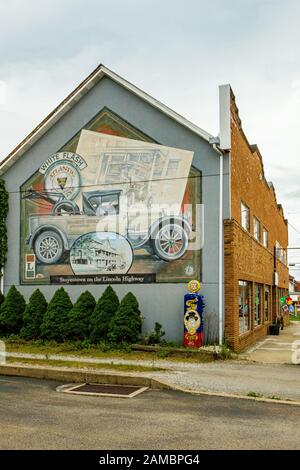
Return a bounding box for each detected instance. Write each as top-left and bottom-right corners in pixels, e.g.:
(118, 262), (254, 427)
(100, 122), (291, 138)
(44, 161), (80, 201)
(187, 279), (201, 293)
(70, 232), (133, 275)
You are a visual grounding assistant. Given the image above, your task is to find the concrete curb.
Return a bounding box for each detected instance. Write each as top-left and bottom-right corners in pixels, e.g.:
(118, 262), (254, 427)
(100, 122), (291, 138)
(0, 364), (170, 390)
(1, 363), (299, 406)
(155, 378), (300, 407)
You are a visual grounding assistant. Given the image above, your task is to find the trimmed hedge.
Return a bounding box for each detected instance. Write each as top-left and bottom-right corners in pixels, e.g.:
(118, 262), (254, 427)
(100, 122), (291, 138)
(0, 285), (25, 335)
(20, 289), (48, 340)
(68, 291), (96, 340)
(0, 291), (4, 307)
(109, 292), (142, 344)
(40, 287), (72, 342)
(0, 285), (144, 347)
(90, 286), (119, 343)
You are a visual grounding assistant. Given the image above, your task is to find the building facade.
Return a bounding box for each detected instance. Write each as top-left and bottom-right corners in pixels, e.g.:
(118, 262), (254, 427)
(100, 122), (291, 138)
(0, 65), (288, 351)
(224, 89), (289, 351)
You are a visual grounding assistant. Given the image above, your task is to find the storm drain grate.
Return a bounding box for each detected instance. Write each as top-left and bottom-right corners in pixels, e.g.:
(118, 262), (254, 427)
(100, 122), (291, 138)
(58, 383), (149, 398)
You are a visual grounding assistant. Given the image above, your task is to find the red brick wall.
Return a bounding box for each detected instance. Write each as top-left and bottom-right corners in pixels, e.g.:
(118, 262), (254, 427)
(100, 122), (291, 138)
(225, 90), (289, 352)
(224, 220), (288, 351)
(230, 92), (288, 250)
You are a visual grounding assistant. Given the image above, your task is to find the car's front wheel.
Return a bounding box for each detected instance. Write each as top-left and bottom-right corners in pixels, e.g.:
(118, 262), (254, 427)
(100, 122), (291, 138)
(152, 223), (189, 261)
(34, 230), (64, 264)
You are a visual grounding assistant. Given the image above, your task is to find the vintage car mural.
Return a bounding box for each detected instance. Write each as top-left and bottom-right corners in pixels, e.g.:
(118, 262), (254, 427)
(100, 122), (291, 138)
(24, 187), (192, 265)
(20, 112), (201, 284)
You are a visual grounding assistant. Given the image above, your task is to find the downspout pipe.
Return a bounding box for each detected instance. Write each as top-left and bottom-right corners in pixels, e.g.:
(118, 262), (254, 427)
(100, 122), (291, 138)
(210, 137), (225, 346)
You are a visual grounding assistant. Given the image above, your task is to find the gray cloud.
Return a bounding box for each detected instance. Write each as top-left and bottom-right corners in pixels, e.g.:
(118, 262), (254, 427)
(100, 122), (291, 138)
(1, 0), (300, 261)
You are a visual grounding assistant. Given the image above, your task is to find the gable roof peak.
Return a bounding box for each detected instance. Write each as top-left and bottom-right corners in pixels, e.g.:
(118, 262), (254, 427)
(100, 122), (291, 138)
(0, 63), (213, 176)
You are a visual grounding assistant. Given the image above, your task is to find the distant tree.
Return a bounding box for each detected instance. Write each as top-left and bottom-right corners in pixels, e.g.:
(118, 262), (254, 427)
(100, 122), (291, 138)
(40, 287), (72, 342)
(90, 286), (119, 343)
(0, 285), (26, 336)
(20, 289), (47, 340)
(68, 291), (96, 340)
(108, 292), (142, 344)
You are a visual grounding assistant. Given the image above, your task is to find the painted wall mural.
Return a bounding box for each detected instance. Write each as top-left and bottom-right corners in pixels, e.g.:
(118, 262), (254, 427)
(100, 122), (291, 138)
(20, 109), (201, 284)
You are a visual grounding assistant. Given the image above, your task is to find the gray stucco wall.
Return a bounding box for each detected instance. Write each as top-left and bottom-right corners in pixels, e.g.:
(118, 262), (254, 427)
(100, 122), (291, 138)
(2, 76), (230, 343)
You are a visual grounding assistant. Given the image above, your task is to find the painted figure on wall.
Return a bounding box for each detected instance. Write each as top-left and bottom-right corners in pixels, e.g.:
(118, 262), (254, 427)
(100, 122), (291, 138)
(184, 280), (204, 348)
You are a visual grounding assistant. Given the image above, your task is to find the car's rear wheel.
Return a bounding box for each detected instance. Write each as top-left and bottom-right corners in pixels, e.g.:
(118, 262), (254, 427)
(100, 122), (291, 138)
(34, 230), (64, 264)
(152, 223), (189, 261)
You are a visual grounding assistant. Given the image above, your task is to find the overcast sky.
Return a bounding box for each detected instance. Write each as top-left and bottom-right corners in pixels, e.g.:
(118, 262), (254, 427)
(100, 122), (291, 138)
(1, 0), (300, 274)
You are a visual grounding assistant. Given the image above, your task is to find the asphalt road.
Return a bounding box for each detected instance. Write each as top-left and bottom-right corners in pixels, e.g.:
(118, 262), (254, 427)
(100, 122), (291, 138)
(0, 376), (299, 450)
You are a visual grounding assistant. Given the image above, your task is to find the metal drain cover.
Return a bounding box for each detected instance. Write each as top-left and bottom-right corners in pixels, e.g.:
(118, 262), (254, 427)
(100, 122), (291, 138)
(57, 383), (148, 398)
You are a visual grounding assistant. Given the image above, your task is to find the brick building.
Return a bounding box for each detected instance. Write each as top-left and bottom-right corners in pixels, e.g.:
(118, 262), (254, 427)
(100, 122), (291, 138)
(223, 88), (289, 351)
(0, 65), (288, 351)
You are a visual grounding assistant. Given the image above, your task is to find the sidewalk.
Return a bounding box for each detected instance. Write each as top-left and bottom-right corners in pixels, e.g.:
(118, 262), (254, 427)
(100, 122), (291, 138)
(241, 321), (300, 364)
(4, 349), (300, 402)
(161, 361), (300, 401)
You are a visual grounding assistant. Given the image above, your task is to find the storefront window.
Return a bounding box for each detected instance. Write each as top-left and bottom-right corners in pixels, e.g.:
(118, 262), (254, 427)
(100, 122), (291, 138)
(264, 286), (270, 322)
(254, 283), (263, 327)
(278, 288), (287, 315)
(239, 281), (251, 335)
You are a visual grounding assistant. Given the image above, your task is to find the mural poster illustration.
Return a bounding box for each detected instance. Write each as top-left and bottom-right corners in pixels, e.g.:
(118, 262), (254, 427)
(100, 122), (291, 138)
(20, 109), (201, 284)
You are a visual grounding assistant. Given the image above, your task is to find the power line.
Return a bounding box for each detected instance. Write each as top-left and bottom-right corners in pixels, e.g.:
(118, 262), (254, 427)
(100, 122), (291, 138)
(288, 222), (300, 236)
(4, 172), (229, 195)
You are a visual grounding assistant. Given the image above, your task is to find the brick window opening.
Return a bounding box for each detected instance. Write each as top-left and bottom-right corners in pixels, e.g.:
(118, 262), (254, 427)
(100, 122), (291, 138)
(241, 201), (250, 232)
(253, 217), (261, 242)
(263, 228), (269, 248)
(239, 280), (251, 335)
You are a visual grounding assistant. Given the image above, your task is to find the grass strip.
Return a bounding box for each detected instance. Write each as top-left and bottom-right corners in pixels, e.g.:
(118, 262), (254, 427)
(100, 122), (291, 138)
(6, 356), (166, 373)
